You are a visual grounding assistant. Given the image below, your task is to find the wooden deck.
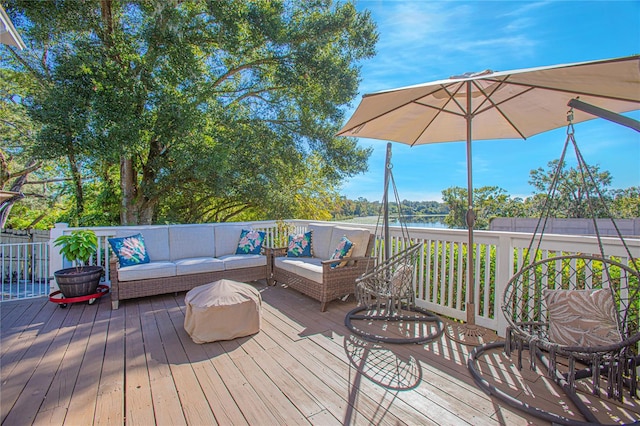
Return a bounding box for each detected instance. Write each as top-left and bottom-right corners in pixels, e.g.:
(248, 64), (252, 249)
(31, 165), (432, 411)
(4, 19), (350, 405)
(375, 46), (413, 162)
(2, 281), (639, 425)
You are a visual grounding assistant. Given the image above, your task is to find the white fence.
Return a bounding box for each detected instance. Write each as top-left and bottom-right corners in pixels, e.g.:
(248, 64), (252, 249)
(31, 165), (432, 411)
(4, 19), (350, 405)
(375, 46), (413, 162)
(4, 220), (638, 338)
(1, 242), (50, 301)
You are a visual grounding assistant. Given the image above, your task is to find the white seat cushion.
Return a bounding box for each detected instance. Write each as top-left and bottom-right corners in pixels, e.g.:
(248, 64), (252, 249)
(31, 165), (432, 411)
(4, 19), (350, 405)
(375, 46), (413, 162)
(218, 254), (266, 270)
(117, 261), (176, 281)
(274, 257), (323, 284)
(174, 257), (225, 275)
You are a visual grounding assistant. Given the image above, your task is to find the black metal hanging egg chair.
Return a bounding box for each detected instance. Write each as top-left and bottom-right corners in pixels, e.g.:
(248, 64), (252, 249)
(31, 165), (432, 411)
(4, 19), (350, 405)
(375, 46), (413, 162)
(468, 108), (640, 425)
(345, 143), (444, 344)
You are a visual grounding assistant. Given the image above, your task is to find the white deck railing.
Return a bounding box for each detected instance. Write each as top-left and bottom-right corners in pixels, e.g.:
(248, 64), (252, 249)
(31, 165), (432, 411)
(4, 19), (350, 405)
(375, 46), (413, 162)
(6, 220), (638, 337)
(0, 242), (50, 301)
(286, 220), (639, 337)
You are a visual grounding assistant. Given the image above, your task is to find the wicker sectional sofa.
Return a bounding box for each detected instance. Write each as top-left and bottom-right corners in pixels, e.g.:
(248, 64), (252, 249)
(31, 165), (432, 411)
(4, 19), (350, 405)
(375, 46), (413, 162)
(108, 224), (268, 309)
(270, 223), (374, 311)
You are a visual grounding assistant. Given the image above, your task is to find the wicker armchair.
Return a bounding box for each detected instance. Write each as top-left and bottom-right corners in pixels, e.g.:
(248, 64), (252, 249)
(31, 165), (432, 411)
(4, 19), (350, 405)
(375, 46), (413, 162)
(270, 233), (375, 311)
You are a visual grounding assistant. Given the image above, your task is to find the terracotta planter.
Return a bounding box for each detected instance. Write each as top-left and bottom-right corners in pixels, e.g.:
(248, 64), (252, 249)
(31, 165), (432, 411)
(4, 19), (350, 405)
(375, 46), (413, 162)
(54, 265), (104, 298)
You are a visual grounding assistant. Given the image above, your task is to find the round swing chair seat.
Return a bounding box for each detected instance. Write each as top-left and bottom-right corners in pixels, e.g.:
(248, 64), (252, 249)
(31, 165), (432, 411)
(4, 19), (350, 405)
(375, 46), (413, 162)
(468, 254), (640, 425)
(345, 243), (444, 344)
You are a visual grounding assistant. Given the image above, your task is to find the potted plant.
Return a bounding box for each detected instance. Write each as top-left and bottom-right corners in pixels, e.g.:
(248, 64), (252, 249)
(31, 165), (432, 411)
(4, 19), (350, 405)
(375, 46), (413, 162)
(53, 230), (103, 297)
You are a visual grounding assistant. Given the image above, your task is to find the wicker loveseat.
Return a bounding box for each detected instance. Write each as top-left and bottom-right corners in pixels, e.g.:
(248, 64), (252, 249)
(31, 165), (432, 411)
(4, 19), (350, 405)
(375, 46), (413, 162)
(270, 223), (374, 311)
(109, 224), (268, 309)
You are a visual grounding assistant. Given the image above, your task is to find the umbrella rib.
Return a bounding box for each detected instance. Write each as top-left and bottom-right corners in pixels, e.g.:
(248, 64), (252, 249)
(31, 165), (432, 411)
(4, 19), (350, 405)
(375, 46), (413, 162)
(468, 79), (505, 114)
(412, 100), (465, 118)
(410, 83), (467, 146)
(462, 78), (530, 140)
(475, 82), (535, 139)
(338, 85), (460, 135)
(413, 82), (466, 117)
(483, 78), (640, 104)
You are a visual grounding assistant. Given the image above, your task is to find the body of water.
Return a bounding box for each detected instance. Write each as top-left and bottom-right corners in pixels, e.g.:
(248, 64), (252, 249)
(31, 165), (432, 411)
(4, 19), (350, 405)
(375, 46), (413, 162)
(342, 215), (450, 229)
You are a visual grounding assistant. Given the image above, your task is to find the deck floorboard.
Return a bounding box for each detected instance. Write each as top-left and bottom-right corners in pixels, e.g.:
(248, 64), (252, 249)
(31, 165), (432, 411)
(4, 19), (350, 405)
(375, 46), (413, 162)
(1, 280), (638, 425)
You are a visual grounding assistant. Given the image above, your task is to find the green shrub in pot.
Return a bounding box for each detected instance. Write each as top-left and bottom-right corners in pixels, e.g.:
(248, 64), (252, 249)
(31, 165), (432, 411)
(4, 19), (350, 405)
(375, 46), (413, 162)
(53, 230), (103, 298)
(54, 230), (98, 270)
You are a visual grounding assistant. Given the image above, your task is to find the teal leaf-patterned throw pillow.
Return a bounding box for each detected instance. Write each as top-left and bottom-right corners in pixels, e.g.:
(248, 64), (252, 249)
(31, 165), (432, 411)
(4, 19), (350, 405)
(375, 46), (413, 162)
(236, 229), (266, 255)
(108, 233), (150, 267)
(287, 231), (312, 257)
(329, 236), (354, 268)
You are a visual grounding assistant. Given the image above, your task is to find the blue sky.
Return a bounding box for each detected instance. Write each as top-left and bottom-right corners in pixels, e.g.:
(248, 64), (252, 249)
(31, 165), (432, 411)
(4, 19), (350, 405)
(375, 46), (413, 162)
(339, 1), (640, 202)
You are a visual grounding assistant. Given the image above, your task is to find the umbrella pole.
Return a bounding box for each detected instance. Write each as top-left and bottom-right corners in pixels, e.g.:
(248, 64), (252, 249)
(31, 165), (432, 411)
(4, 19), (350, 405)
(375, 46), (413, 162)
(450, 82), (486, 343)
(465, 95), (476, 327)
(383, 143), (391, 262)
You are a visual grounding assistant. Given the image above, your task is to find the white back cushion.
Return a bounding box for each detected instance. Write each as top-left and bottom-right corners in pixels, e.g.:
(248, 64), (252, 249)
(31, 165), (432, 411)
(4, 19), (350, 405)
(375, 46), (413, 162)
(329, 226), (370, 258)
(308, 223), (335, 259)
(116, 226), (170, 261)
(169, 225), (216, 260)
(214, 225), (245, 256)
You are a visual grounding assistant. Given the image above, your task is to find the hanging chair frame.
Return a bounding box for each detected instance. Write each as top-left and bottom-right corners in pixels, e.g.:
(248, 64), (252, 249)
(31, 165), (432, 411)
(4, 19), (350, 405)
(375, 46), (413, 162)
(469, 109), (640, 424)
(345, 143), (444, 344)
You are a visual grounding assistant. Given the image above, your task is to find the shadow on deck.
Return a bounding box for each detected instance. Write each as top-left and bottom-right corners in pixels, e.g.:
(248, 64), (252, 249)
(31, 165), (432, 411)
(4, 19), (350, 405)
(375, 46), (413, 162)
(1, 281), (638, 425)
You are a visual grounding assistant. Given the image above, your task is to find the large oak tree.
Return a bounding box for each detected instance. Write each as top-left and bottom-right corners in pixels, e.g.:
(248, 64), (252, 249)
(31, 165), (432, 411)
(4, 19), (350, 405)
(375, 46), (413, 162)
(3, 0), (377, 225)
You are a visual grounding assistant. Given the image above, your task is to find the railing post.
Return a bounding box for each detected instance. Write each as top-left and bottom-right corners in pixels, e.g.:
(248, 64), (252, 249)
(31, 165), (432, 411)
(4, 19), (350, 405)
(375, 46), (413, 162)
(494, 232), (513, 338)
(48, 222), (69, 292)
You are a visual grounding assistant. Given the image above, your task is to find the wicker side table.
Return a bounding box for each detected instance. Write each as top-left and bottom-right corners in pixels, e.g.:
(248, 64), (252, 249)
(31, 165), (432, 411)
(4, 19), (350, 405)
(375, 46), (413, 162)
(265, 246), (287, 285)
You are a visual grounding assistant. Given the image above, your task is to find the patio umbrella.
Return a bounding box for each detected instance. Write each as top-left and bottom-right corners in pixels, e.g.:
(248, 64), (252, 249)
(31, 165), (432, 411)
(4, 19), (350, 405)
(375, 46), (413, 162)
(0, 4), (26, 50)
(337, 54), (640, 332)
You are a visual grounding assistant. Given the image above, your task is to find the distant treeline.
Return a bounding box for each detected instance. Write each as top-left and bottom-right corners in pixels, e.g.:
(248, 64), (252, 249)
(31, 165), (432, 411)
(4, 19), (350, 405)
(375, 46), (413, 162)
(333, 198), (448, 220)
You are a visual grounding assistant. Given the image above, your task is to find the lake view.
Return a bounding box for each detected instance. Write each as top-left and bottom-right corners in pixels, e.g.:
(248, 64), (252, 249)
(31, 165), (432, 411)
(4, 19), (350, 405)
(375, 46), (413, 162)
(342, 215), (450, 229)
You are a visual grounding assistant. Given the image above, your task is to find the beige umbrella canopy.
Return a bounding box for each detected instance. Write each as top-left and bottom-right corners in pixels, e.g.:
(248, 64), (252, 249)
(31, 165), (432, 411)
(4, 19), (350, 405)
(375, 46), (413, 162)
(338, 55), (640, 331)
(0, 190), (22, 204)
(339, 55), (639, 144)
(1, 4), (25, 50)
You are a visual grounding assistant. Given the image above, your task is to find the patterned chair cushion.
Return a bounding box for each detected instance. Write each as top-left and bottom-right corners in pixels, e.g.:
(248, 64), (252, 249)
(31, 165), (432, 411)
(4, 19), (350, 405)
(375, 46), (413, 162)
(544, 288), (622, 347)
(329, 236), (354, 268)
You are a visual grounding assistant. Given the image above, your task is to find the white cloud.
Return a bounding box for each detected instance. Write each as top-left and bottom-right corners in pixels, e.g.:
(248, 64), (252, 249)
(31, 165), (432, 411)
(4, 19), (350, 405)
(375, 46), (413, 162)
(358, 0), (547, 86)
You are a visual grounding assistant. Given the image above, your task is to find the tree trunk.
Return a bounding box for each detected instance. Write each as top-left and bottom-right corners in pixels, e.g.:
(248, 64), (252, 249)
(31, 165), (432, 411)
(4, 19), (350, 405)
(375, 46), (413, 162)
(137, 199), (155, 225)
(0, 150), (9, 188)
(120, 156), (137, 225)
(67, 149), (84, 224)
(0, 159), (38, 228)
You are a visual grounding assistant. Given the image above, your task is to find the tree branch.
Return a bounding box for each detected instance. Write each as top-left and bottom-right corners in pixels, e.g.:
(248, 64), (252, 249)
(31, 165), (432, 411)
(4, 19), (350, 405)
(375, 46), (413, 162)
(25, 177), (73, 184)
(229, 86), (287, 106)
(211, 57), (284, 89)
(7, 162), (42, 180)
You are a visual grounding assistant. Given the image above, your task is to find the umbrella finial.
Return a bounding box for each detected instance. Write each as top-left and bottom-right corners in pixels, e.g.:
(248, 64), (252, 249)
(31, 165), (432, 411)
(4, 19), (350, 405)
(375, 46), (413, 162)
(449, 69), (494, 79)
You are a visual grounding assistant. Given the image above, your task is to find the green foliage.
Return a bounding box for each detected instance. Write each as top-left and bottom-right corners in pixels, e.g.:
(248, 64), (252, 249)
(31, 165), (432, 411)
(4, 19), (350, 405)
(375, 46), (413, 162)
(0, 67), (73, 229)
(611, 187), (640, 218)
(528, 159), (613, 218)
(3, 0), (378, 225)
(441, 186), (468, 229)
(274, 220), (295, 247)
(441, 185), (516, 229)
(333, 197), (448, 221)
(439, 158), (638, 231)
(53, 229), (98, 267)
